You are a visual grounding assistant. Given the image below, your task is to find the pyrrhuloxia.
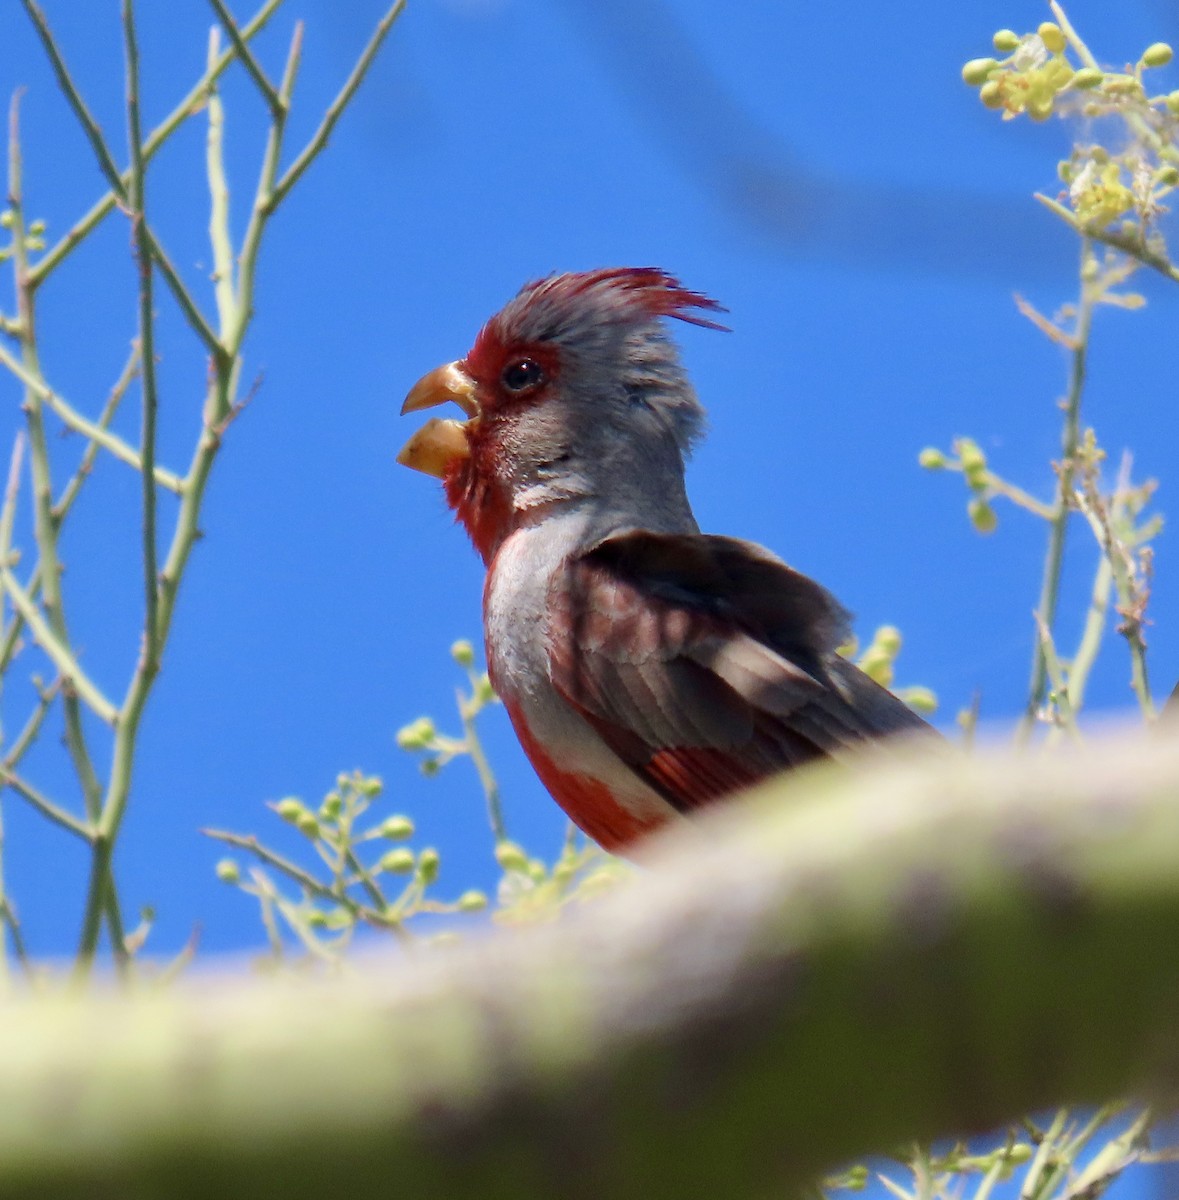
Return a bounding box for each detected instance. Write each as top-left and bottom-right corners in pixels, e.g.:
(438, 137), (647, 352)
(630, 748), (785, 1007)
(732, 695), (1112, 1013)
(399, 268), (933, 852)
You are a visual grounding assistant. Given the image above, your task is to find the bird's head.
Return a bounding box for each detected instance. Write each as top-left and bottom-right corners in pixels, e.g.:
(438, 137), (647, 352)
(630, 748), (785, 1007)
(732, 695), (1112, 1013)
(399, 268), (727, 563)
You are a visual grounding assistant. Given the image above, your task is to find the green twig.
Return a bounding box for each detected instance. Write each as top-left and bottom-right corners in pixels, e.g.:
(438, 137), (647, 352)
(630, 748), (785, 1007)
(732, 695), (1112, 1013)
(269, 0), (405, 211)
(1018, 239), (1095, 742)
(1065, 552), (1113, 714)
(1076, 475), (1157, 721)
(27, 0), (288, 289)
(205, 32), (237, 335)
(0, 343), (182, 493)
(1033, 615), (1081, 741)
(222, 21), (302, 361)
(459, 686), (506, 842)
(204, 829), (402, 933)
(5, 96), (105, 823)
(0, 767), (91, 840)
(0, 568), (117, 726)
(207, 0), (282, 116)
(4, 678), (62, 774)
(20, 1), (125, 191)
(20, 1), (227, 357)
(1036, 194), (1179, 286)
(51, 345), (141, 522)
(123, 0), (162, 680)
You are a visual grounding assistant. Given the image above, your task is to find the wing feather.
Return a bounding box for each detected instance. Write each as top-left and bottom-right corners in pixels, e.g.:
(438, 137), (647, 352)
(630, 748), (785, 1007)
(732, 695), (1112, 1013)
(547, 529), (933, 812)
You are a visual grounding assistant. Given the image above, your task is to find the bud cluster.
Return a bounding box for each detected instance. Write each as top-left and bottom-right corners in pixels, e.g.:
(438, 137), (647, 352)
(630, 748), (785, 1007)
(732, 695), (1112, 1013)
(962, 24), (1076, 121)
(963, 24), (1176, 127)
(919, 439), (998, 534)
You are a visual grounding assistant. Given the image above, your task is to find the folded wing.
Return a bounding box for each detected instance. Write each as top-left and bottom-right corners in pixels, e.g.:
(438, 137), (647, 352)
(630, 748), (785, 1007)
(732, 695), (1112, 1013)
(547, 529), (933, 811)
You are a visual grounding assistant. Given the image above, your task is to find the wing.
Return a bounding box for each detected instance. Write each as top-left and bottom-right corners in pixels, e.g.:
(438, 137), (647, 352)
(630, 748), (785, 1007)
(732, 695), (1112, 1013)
(546, 529), (934, 812)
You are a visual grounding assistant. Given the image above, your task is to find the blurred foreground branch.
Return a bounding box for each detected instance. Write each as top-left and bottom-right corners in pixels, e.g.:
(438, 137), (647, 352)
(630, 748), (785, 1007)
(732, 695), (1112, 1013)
(3, 730), (1179, 1197)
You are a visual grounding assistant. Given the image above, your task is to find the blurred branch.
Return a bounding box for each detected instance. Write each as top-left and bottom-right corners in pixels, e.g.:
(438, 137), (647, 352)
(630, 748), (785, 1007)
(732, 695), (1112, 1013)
(561, 0), (1070, 281)
(4, 733), (1179, 1195)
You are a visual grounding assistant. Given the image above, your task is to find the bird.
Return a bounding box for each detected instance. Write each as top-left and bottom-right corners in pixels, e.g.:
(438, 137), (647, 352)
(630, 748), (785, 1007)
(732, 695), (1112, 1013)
(398, 267), (934, 854)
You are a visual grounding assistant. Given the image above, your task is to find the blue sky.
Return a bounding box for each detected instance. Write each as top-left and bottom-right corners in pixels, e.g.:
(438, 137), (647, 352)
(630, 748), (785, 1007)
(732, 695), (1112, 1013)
(1, 0), (1176, 1191)
(0, 0), (1177, 1146)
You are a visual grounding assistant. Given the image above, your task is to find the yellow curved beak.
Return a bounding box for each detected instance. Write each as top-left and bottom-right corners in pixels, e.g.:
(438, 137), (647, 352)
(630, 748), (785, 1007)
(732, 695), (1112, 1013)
(397, 361), (479, 478)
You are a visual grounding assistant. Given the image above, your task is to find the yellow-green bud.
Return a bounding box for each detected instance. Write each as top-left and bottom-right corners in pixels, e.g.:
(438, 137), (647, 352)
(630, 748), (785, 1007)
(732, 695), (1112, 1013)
(359, 775), (382, 798)
(1156, 165), (1179, 187)
(27, 218), (46, 235)
(457, 889), (488, 912)
(1070, 67), (1103, 89)
(874, 625), (902, 656)
(1168, 91), (1179, 114)
(0, 211), (12, 229)
(1037, 22), (1065, 53)
(899, 686), (938, 714)
(958, 439), (987, 488)
(417, 847), (440, 883)
(215, 858), (240, 884)
(1143, 42), (1173, 68)
(335, 772), (351, 791)
(992, 29), (1021, 53)
(1027, 95), (1054, 121)
(473, 674), (496, 705)
(380, 847), (415, 874)
(1005, 1144), (1034, 1164)
(859, 650), (893, 688)
(968, 497), (998, 534)
(495, 840), (529, 872)
(979, 79), (1005, 108)
(306, 910), (328, 928)
(450, 639), (475, 666)
(395, 716), (436, 750)
(962, 58), (998, 86)
(527, 859), (547, 883)
(296, 812), (320, 839)
(918, 447), (947, 470)
(274, 796), (306, 822)
(378, 814), (415, 840)
(844, 1165), (870, 1190)
(319, 791), (342, 820)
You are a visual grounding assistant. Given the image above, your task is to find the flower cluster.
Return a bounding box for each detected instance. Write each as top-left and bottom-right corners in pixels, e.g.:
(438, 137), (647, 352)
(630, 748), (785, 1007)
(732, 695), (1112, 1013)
(962, 24), (1077, 121)
(1055, 149), (1179, 234)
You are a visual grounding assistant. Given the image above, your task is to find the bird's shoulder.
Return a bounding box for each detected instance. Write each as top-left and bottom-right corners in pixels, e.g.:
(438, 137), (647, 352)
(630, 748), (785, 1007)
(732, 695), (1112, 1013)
(547, 527), (852, 671)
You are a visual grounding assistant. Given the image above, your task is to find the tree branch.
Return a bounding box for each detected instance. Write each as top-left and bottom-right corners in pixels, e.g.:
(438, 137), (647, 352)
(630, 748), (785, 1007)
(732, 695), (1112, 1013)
(2, 732), (1179, 1196)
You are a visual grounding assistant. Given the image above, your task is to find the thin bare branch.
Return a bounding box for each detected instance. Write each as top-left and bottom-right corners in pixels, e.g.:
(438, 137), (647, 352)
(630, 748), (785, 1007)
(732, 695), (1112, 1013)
(270, 0), (405, 209)
(207, 0), (282, 115)
(0, 343), (183, 494)
(0, 568), (117, 726)
(27, 0), (288, 287)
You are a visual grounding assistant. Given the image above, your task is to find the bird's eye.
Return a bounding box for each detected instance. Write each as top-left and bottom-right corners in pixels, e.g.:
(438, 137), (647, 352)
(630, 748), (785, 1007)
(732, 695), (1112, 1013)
(500, 358), (546, 393)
